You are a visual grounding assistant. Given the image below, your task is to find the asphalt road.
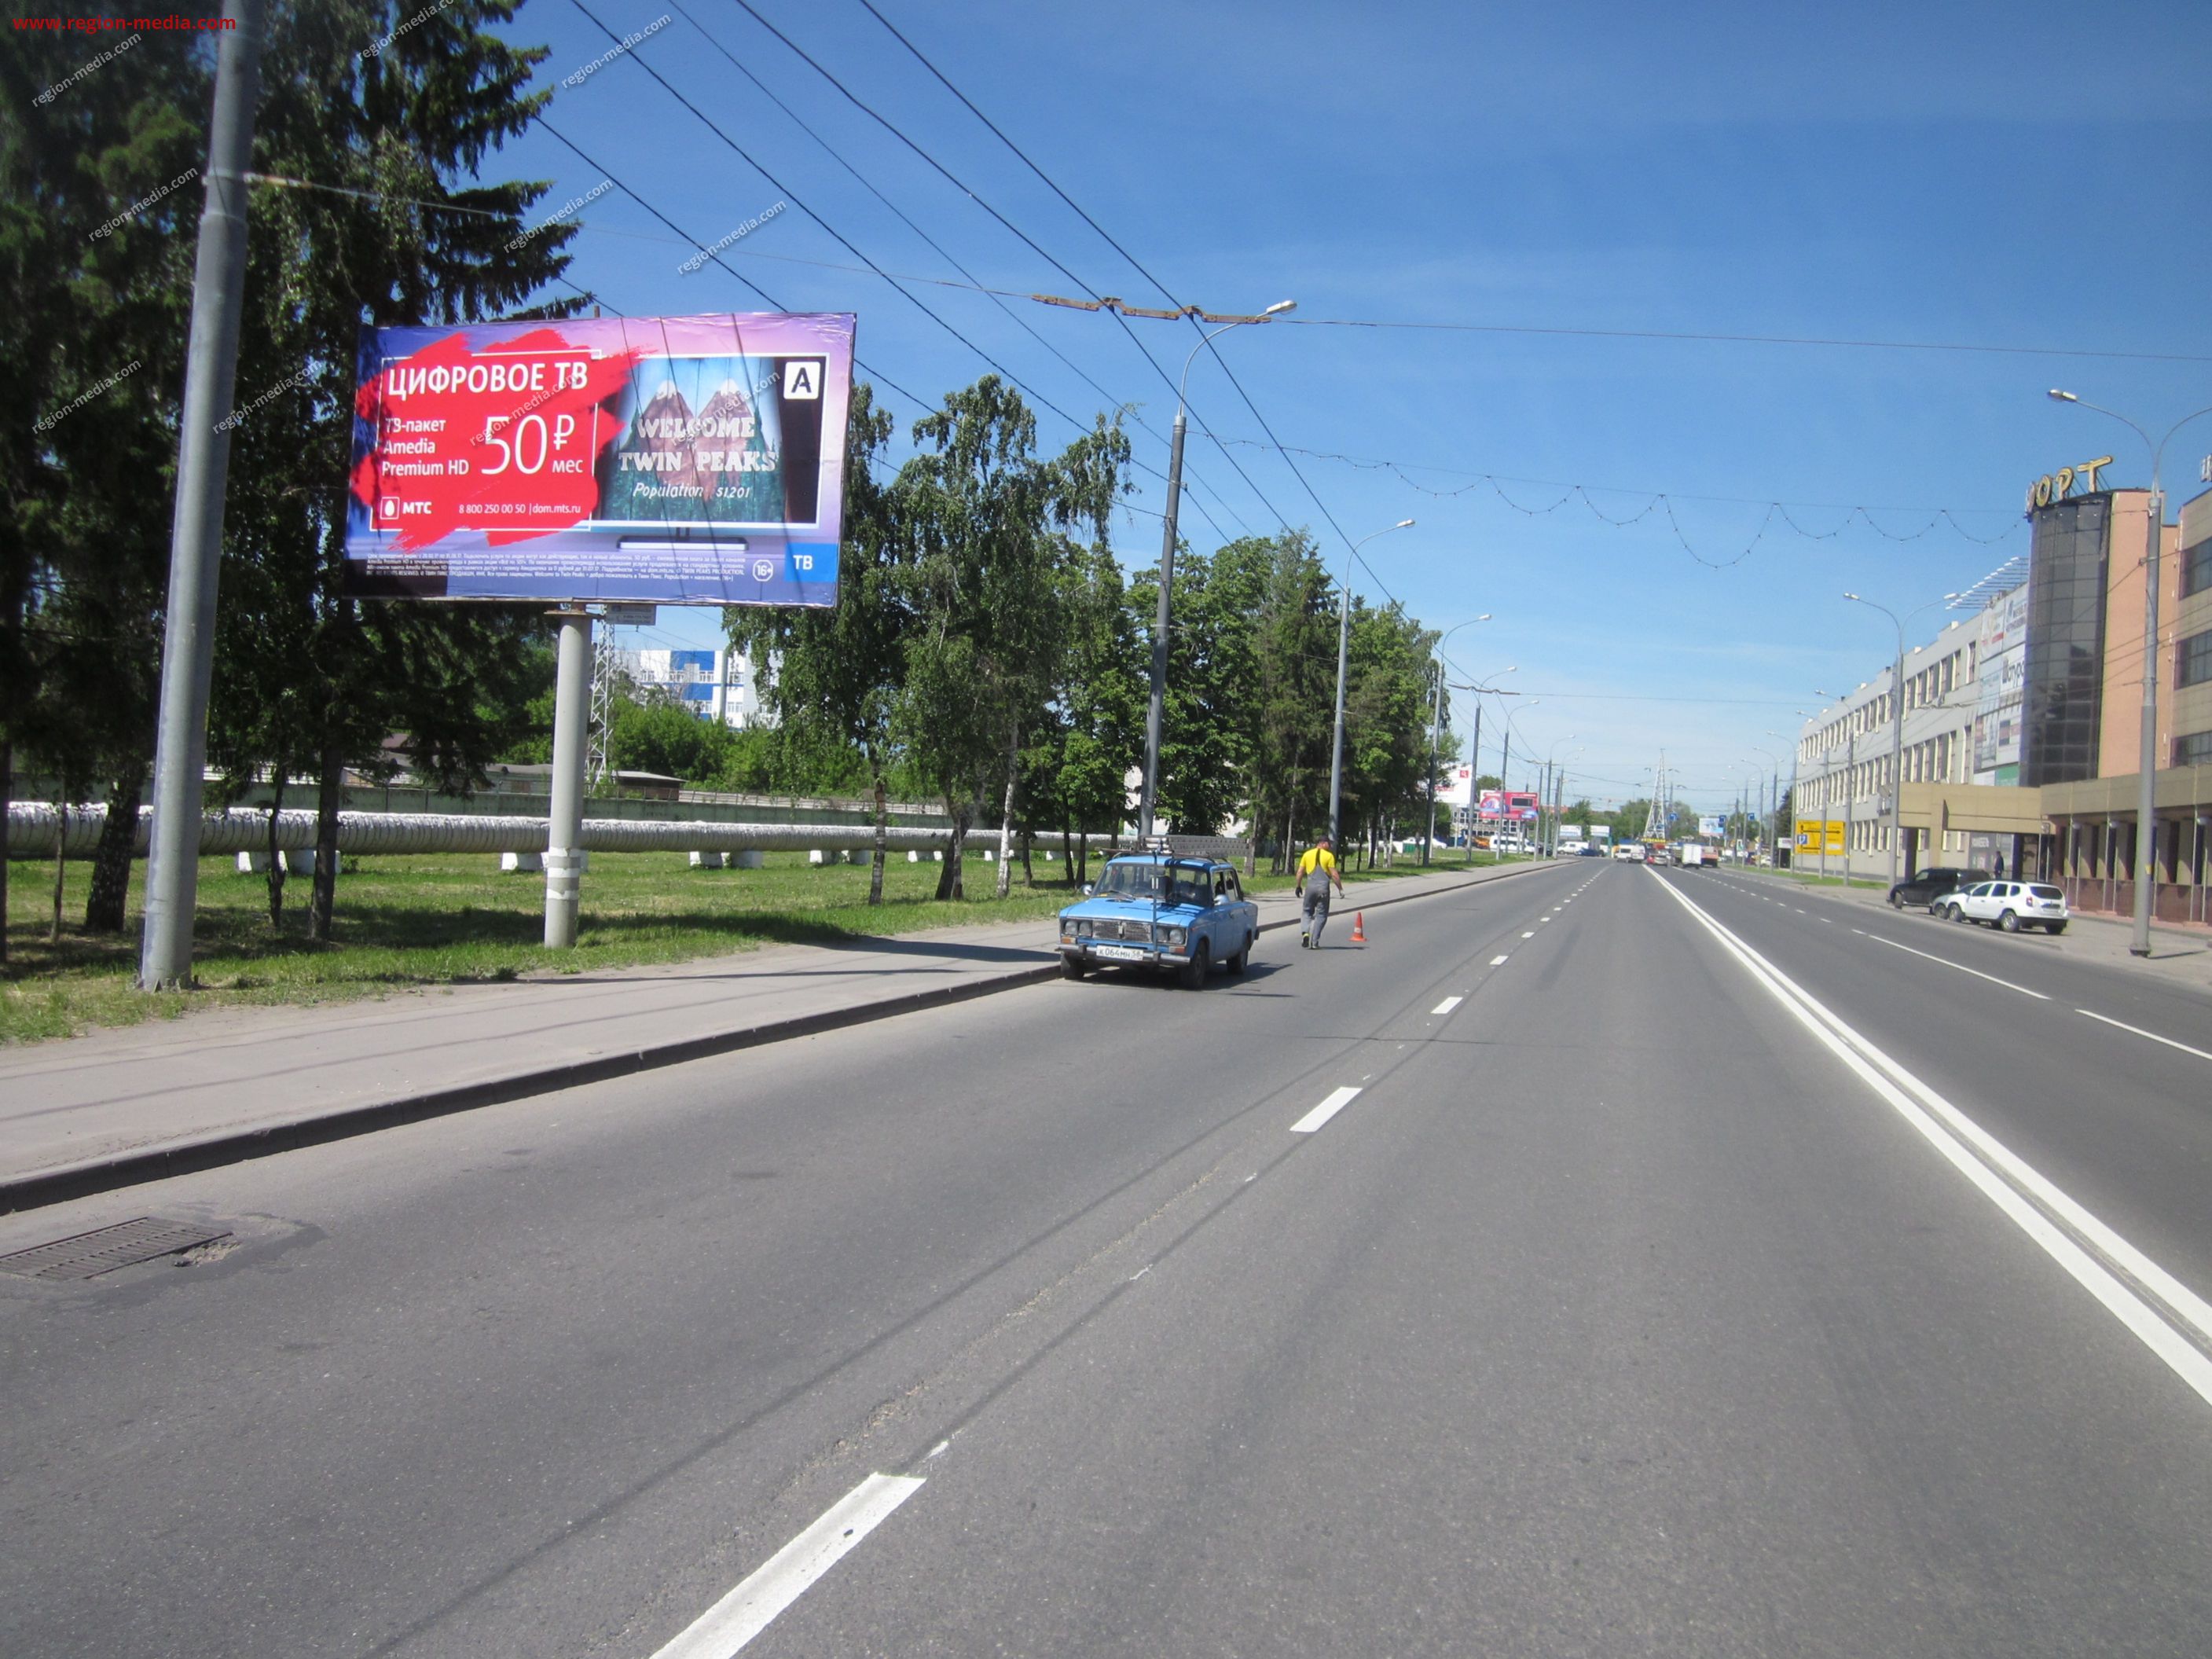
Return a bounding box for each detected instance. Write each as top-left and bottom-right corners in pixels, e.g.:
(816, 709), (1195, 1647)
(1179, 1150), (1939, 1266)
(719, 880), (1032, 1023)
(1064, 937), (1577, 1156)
(4, 860), (2209, 1657)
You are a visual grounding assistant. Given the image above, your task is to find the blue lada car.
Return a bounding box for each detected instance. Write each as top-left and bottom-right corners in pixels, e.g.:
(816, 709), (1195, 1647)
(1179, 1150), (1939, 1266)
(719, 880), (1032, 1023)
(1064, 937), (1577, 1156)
(1057, 853), (1260, 987)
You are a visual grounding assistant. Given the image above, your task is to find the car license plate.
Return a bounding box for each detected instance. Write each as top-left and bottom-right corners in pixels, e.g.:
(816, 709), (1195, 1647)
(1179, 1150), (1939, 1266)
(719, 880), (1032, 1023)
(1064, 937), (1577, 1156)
(1094, 944), (1147, 963)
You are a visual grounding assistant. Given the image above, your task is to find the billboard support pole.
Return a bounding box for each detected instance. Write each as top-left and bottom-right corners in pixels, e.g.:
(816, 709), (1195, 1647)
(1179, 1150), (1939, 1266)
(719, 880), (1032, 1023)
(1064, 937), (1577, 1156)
(545, 611), (592, 949)
(139, 0), (269, 991)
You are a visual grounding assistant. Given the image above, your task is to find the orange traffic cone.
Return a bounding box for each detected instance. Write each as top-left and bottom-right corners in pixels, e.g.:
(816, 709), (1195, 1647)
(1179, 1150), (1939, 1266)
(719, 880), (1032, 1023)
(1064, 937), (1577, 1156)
(1350, 911), (1366, 943)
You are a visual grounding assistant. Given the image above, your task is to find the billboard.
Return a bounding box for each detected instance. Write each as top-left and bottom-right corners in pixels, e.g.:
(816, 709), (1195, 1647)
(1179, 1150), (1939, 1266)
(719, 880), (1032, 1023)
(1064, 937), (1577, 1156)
(344, 312), (855, 606)
(1477, 789), (1541, 822)
(1698, 815), (1723, 838)
(1437, 765), (1476, 809)
(1971, 582), (2028, 784)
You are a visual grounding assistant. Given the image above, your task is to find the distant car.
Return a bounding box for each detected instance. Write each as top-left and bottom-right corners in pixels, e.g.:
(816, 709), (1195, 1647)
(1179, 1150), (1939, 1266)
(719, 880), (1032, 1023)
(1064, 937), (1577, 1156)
(1612, 843), (1642, 861)
(1890, 865), (1990, 910)
(1938, 880), (2068, 934)
(1579, 843), (1603, 857)
(1056, 853), (1260, 985)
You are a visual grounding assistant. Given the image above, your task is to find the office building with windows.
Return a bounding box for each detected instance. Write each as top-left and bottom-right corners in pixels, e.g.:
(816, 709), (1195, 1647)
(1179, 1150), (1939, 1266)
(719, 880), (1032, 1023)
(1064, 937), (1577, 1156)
(616, 647), (765, 729)
(1799, 482), (2212, 927)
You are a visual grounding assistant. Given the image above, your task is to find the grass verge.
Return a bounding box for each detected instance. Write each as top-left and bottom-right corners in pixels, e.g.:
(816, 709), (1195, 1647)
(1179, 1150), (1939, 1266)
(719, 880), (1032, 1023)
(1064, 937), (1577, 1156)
(2, 845), (1499, 1045)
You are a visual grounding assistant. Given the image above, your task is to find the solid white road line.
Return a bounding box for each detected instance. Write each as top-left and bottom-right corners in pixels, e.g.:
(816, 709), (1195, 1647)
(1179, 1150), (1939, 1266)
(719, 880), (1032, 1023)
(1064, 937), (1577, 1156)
(1432, 996), (1464, 1015)
(1861, 934), (2052, 1000)
(1290, 1086), (1363, 1135)
(1491, 955), (1510, 966)
(1649, 873), (2212, 1408)
(650, 1472), (925, 1659)
(2078, 1008), (2212, 1064)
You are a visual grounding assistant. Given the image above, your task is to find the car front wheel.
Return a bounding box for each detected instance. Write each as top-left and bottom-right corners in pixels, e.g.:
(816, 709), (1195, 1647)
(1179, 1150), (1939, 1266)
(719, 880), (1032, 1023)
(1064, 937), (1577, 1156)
(1889, 892), (1904, 908)
(1178, 940), (1211, 989)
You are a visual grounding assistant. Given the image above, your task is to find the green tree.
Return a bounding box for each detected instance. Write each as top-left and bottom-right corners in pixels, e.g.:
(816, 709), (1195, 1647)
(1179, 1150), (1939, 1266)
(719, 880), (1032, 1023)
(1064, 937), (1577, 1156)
(728, 384), (906, 901)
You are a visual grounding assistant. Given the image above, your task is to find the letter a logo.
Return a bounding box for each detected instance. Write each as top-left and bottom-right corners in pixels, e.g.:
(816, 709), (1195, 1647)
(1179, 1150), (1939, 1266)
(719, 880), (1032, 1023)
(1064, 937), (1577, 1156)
(782, 360), (820, 400)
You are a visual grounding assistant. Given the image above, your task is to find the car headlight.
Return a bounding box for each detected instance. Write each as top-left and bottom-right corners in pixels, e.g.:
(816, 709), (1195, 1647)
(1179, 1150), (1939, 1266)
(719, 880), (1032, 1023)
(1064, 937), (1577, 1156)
(1158, 926), (1186, 949)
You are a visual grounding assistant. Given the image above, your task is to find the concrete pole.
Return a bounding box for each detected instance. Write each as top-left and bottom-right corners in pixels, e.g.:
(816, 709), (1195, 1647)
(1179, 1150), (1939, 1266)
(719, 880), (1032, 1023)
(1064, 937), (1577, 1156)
(139, 0), (270, 991)
(544, 611), (593, 948)
(2131, 475), (2162, 953)
(1139, 409), (1185, 842)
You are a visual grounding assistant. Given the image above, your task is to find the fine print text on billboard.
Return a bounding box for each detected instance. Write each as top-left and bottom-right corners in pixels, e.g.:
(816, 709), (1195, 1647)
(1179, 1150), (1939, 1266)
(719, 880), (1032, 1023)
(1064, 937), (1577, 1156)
(344, 312), (855, 607)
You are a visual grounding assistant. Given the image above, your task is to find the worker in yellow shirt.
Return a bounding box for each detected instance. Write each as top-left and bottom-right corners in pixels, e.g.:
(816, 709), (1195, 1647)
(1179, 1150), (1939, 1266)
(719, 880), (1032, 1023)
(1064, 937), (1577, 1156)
(1294, 833), (1346, 949)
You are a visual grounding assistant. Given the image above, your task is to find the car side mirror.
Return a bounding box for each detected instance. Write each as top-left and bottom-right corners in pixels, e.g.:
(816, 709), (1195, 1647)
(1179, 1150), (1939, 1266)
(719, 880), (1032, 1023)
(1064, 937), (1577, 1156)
(1081, 883), (1093, 896)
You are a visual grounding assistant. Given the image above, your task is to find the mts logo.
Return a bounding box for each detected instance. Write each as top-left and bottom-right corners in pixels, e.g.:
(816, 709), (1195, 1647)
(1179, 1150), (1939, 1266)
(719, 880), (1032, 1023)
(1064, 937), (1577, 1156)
(399, 501), (433, 516)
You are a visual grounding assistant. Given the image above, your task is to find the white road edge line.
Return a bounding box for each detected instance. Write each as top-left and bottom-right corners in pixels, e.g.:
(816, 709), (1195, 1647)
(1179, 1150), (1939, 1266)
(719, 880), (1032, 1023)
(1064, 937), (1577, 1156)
(1290, 1085), (1363, 1135)
(1432, 996), (1464, 1015)
(2078, 1008), (2212, 1064)
(1491, 955), (1510, 966)
(649, 1472), (925, 1659)
(1647, 871), (2212, 1408)
(1861, 934), (2051, 1000)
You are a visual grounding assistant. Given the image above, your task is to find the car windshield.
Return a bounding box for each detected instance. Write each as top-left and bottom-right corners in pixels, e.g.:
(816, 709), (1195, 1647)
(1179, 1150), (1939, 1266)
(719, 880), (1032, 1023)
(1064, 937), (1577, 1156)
(1091, 861), (1212, 906)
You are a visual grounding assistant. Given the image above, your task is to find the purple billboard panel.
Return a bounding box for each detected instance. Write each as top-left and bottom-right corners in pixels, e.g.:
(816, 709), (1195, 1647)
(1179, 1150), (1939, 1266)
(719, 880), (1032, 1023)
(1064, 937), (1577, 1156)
(344, 313), (854, 606)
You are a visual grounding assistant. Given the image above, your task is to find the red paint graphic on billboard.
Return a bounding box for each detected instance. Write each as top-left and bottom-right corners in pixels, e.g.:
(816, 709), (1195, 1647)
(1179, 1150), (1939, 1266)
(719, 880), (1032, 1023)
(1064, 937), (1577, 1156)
(349, 329), (642, 551)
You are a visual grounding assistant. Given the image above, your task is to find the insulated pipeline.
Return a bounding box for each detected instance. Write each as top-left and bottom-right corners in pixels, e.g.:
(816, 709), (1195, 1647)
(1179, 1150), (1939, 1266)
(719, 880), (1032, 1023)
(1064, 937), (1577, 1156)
(4, 806), (956, 858)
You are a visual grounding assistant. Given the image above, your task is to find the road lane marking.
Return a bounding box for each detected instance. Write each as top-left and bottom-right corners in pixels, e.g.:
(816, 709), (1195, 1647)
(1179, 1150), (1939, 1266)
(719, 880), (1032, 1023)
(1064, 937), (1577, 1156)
(1432, 996), (1464, 1015)
(1491, 954), (1510, 965)
(1650, 873), (2212, 1409)
(2078, 1009), (2212, 1063)
(1862, 934), (2051, 1000)
(651, 1472), (924, 1658)
(1290, 1086), (1363, 1134)
(1521, 930), (1535, 938)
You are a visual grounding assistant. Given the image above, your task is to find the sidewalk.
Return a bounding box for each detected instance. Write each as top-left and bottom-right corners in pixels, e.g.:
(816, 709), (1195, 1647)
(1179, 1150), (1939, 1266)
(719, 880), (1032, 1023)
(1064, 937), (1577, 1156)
(1732, 866), (2212, 994)
(0, 857), (1549, 1211)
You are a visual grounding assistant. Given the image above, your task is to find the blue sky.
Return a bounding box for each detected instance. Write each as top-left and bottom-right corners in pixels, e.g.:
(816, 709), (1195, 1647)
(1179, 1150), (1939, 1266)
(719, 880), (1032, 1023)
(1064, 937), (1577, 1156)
(495, 0), (2212, 814)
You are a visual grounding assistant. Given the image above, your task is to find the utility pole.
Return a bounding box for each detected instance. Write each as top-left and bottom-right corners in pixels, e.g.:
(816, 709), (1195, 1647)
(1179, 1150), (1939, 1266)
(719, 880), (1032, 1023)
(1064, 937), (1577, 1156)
(138, 0), (270, 991)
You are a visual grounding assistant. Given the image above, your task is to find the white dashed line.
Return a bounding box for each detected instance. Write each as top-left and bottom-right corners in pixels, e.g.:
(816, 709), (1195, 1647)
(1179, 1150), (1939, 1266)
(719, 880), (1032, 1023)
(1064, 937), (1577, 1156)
(1521, 930), (1535, 939)
(1491, 954), (1510, 966)
(2077, 1009), (2212, 1063)
(1290, 1086), (1363, 1134)
(1862, 934), (2050, 1000)
(1432, 996), (1464, 1015)
(650, 1473), (924, 1658)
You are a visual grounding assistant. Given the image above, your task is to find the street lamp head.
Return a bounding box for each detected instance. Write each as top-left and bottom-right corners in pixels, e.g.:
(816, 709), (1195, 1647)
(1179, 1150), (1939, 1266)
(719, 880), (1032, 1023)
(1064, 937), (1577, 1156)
(1842, 591), (1860, 602)
(1477, 612), (1492, 622)
(2048, 388), (2078, 402)
(1395, 518), (1415, 529)
(1263, 299), (1297, 317)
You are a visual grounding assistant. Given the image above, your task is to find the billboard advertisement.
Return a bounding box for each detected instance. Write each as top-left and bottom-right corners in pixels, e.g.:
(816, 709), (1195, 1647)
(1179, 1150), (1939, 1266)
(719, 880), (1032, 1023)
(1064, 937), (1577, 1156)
(1438, 765), (1476, 808)
(1698, 815), (1723, 838)
(1971, 581), (2028, 784)
(1477, 789), (1541, 822)
(344, 312), (855, 606)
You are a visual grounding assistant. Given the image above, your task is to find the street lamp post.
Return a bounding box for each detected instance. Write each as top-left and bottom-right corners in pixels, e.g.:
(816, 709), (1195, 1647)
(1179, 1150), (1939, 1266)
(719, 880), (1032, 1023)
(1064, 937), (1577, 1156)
(1328, 518), (1417, 846)
(1422, 615), (1492, 865)
(1137, 299), (1295, 842)
(2047, 390), (2212, 956)
(1843, 593), (1950, 893)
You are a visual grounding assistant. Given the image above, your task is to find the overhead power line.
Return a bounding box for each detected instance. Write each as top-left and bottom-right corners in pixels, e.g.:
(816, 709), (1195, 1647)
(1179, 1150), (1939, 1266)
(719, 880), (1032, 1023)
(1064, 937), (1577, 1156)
(723, 0), (1288, 538)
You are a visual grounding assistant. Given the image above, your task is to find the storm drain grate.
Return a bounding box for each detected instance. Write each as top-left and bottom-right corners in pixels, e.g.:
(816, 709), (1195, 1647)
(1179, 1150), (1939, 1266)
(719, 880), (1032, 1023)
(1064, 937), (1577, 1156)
(0, 1217), (230, 1281)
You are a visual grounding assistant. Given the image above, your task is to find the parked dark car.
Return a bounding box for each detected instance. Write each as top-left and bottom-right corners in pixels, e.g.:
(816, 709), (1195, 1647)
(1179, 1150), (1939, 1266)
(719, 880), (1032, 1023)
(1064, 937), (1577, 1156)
(1888, 865), (1990, 910)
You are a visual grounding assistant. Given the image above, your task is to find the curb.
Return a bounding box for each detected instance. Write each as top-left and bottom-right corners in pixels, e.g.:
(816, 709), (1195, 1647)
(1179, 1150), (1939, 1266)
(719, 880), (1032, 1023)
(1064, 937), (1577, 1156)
(0, 859), (1561, 1214)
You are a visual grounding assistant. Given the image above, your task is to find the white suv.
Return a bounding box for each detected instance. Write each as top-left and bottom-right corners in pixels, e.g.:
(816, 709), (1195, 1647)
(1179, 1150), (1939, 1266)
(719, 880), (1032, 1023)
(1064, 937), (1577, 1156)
(1938, 880), (2069, 934)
